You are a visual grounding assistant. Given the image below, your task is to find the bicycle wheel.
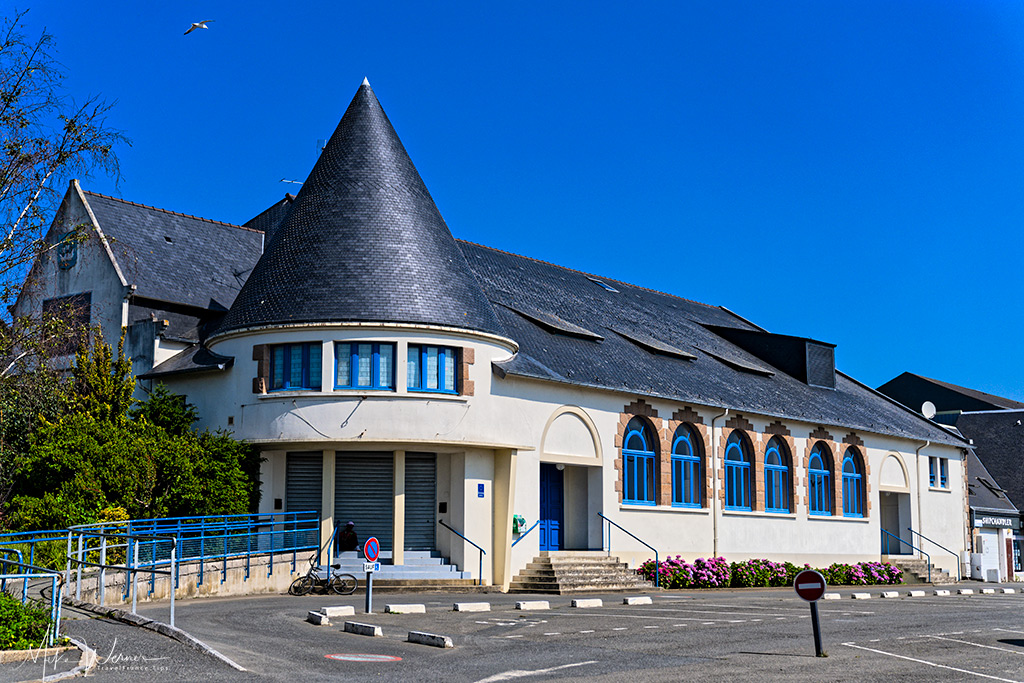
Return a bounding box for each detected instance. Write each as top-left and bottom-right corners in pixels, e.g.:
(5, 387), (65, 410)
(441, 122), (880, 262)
(289, 575), (314, 596)
(330, 573), (357, 595)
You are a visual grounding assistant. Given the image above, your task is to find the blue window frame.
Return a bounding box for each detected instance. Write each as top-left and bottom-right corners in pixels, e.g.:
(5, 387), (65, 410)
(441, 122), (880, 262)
(764, 436), (790, 513)
(270, 342), (322, 391)
(335, 342), (395, 390)
(929, 456), (948, 489)
(725, 431), (752, 511)
(623, 417), (657, 505)
(842, 449), (864, 517)
(671, 424), (701, 507)
(808, 443), (832, 516)
(407, 345), (458, 394)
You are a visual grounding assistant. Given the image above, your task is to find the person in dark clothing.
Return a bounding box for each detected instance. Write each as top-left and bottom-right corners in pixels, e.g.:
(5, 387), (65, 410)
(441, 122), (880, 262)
(337, 522), (358, 552)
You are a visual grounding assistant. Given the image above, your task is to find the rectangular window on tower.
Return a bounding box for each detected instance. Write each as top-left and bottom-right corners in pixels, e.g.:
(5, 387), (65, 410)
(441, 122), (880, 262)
(407, 345), (458, 394)
(269, 342), (322, 391)
(334, 342), (395, 390)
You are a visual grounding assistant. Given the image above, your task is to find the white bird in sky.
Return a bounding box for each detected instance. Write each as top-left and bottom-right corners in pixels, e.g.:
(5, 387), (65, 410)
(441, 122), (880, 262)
(184, 20), (215, 35)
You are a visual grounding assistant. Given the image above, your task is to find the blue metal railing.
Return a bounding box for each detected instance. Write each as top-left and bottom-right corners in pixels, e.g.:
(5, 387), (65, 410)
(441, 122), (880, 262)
(598, 512), (659, 588)
(907, 527), (961, 582)
(881, 528), (930, 583)
(511, 520), (540, 548)
(0, 555), (65, 646)
(438, 519), (486, 586)
(0, 528), (68, 571)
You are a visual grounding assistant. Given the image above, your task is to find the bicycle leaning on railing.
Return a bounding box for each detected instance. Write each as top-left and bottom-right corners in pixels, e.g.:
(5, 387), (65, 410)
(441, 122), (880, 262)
(288, 555), (357, 596)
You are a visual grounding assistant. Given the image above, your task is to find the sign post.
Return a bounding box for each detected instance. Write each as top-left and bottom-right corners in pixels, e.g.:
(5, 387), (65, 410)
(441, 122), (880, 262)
(363, 537), (380, 614)
(793, 569), (827, 657)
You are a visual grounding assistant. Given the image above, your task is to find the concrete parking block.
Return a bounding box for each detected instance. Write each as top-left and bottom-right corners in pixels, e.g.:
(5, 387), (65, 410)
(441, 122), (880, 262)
(386, 604), (426, 614)
(344, 621), (383, 637)
(907, 590), (926, 597)
(934, 589), (951, 596)
(453, 602), (490, 612)
(958, 589), (975, 595)
(823, 593), (840, 600)
(981, 589), (996, 595)
(881, 591), (899, 599)
(571, 598), (603, 608)
(1001, 588), (1017, 594)
(322, 606), (355, 618)
(408, 631), (455, 649)
(851, 593), (871, 600)
(307, 611), (330, 626)
(515, 601), (550, 611)
(623, 597), (653, 606)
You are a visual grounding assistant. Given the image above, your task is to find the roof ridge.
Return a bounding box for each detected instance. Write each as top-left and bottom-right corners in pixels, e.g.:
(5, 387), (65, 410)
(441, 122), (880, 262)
(910, 372), (1024, 408)
(82, 190), (262, 234)
(456, 239), (717, 310)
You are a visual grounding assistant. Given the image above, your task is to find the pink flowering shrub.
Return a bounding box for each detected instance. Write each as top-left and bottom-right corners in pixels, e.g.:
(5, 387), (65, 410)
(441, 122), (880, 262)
(637, 557), (903, 588)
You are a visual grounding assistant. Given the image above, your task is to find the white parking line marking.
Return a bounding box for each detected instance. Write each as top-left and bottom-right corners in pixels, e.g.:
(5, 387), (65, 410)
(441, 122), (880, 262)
(544, 633), (560, 636)
(612, 627), (627, 631)
(842, 642), (1022, 682)
(579, 630), (594, 634)
(473, 660), (598, 683)
(927, 635), (1024, 656)
(505, 635), (524, 639)
(643, 625), (659, 629)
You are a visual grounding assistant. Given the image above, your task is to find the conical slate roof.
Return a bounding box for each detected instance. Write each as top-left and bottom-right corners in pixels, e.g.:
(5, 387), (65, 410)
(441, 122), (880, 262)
(216, 81), (506, 337)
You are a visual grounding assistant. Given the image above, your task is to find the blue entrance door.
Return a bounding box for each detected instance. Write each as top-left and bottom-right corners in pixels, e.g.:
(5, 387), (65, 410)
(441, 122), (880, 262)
(539, 464), (564, 551)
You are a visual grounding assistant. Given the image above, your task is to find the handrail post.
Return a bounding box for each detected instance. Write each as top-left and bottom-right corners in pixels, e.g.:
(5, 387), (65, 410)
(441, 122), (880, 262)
(99, 534), (107, 606)
(131, 540), (139, 615)
(169, 540), (176, 629)
(75, 533), (83, 600)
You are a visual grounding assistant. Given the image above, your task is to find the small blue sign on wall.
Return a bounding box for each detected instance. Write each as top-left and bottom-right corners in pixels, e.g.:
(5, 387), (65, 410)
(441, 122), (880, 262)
(477, 483), (485, 498)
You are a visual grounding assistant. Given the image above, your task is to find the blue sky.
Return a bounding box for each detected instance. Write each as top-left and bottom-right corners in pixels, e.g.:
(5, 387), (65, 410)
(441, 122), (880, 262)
(20, 1), (1024, 401)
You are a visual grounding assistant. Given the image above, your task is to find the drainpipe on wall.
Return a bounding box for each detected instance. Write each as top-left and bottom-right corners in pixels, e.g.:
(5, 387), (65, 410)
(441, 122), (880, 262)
(711, 408), (729, 557)
(915, 440), (930, 556)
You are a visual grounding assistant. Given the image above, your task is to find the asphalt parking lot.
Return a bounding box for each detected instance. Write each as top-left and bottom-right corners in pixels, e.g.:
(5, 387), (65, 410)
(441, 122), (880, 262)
(25, 585), (1024, 682)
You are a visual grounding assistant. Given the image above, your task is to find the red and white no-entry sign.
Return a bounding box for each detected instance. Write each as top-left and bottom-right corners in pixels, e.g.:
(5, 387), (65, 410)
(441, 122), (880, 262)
(793, 569), (827, 602)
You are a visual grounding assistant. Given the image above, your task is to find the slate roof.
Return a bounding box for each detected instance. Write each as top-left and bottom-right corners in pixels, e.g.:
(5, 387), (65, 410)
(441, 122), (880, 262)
(138, 343), (234, 379)
(85, 191), (265, 311)
(243, 193), (294, 243)
(957, 410), (1024, 511)
(878, 372), (1024, 413)
(965, 448), (1018, 514)
(215, 80), (505, 338)
(459, 241), (966, 447)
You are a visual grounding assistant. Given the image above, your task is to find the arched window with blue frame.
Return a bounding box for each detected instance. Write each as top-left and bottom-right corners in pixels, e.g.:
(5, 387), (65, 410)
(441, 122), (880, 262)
(623, 417), (657, 505)
(764, 436), (790, 513)
(808, 442), (833, 516)
(842, 448), (864, 517)
(671, 424), (702, 507)
(725, 431), (752, 510)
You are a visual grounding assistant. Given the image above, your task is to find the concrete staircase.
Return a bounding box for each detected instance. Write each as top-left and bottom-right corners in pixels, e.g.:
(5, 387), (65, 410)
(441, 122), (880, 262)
(885, 556), (957, 584)
(330, 550), (477, 589)
(508, 551), (654, 594)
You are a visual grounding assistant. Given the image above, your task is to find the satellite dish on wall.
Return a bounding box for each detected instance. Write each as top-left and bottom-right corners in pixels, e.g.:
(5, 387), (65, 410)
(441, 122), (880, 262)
(922, 401), (937, 419)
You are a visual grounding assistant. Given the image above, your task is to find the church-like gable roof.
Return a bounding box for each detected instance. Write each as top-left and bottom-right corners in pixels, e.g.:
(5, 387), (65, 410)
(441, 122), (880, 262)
(215, 80), (505, 338)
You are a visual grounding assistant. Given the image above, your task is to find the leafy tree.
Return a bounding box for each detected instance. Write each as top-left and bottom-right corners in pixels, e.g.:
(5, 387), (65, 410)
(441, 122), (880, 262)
(0, 9), (128, 303)
(132, 383), (199, 436)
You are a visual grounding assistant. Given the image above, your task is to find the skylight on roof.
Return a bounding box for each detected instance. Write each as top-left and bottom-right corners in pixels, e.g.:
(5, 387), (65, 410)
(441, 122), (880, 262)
(695, 346), (775, 377)
(498, 303), (604, 341)
(612, 328), (696, 360)
(586, 276), (618, 293)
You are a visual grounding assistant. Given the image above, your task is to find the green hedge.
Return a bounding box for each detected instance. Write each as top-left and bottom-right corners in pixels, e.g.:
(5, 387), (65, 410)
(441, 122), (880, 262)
(0, 592), (52, 650)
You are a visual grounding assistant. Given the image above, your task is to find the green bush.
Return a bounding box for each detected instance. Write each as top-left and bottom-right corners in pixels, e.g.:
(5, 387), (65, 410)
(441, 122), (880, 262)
(0, 592), (52, 650)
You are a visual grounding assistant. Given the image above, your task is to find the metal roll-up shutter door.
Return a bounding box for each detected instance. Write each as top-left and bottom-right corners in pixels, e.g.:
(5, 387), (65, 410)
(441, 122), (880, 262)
(335, 453), (394, 553)
(286, 452), (323, 515)
(404, 453), (436, 551)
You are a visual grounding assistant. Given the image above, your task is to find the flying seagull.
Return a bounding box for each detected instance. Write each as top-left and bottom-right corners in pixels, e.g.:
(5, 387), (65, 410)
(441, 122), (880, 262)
(184, 20), (214, 35)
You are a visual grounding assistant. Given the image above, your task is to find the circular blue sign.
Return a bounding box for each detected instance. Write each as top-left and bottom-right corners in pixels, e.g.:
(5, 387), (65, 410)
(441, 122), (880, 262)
(364, 537), (380, 562)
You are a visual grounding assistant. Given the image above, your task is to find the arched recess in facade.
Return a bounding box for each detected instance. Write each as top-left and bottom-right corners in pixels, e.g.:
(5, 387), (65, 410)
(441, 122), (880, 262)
(539, 405), (602, 462)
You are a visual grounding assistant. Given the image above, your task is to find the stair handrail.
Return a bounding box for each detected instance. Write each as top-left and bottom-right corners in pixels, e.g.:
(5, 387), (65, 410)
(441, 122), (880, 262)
(907, 527), (961, 582)
(881, 528), (930, 583)
(511, 520), (540, 548)
(438, 519), (486, 586)
(597, 512), (659, 588)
